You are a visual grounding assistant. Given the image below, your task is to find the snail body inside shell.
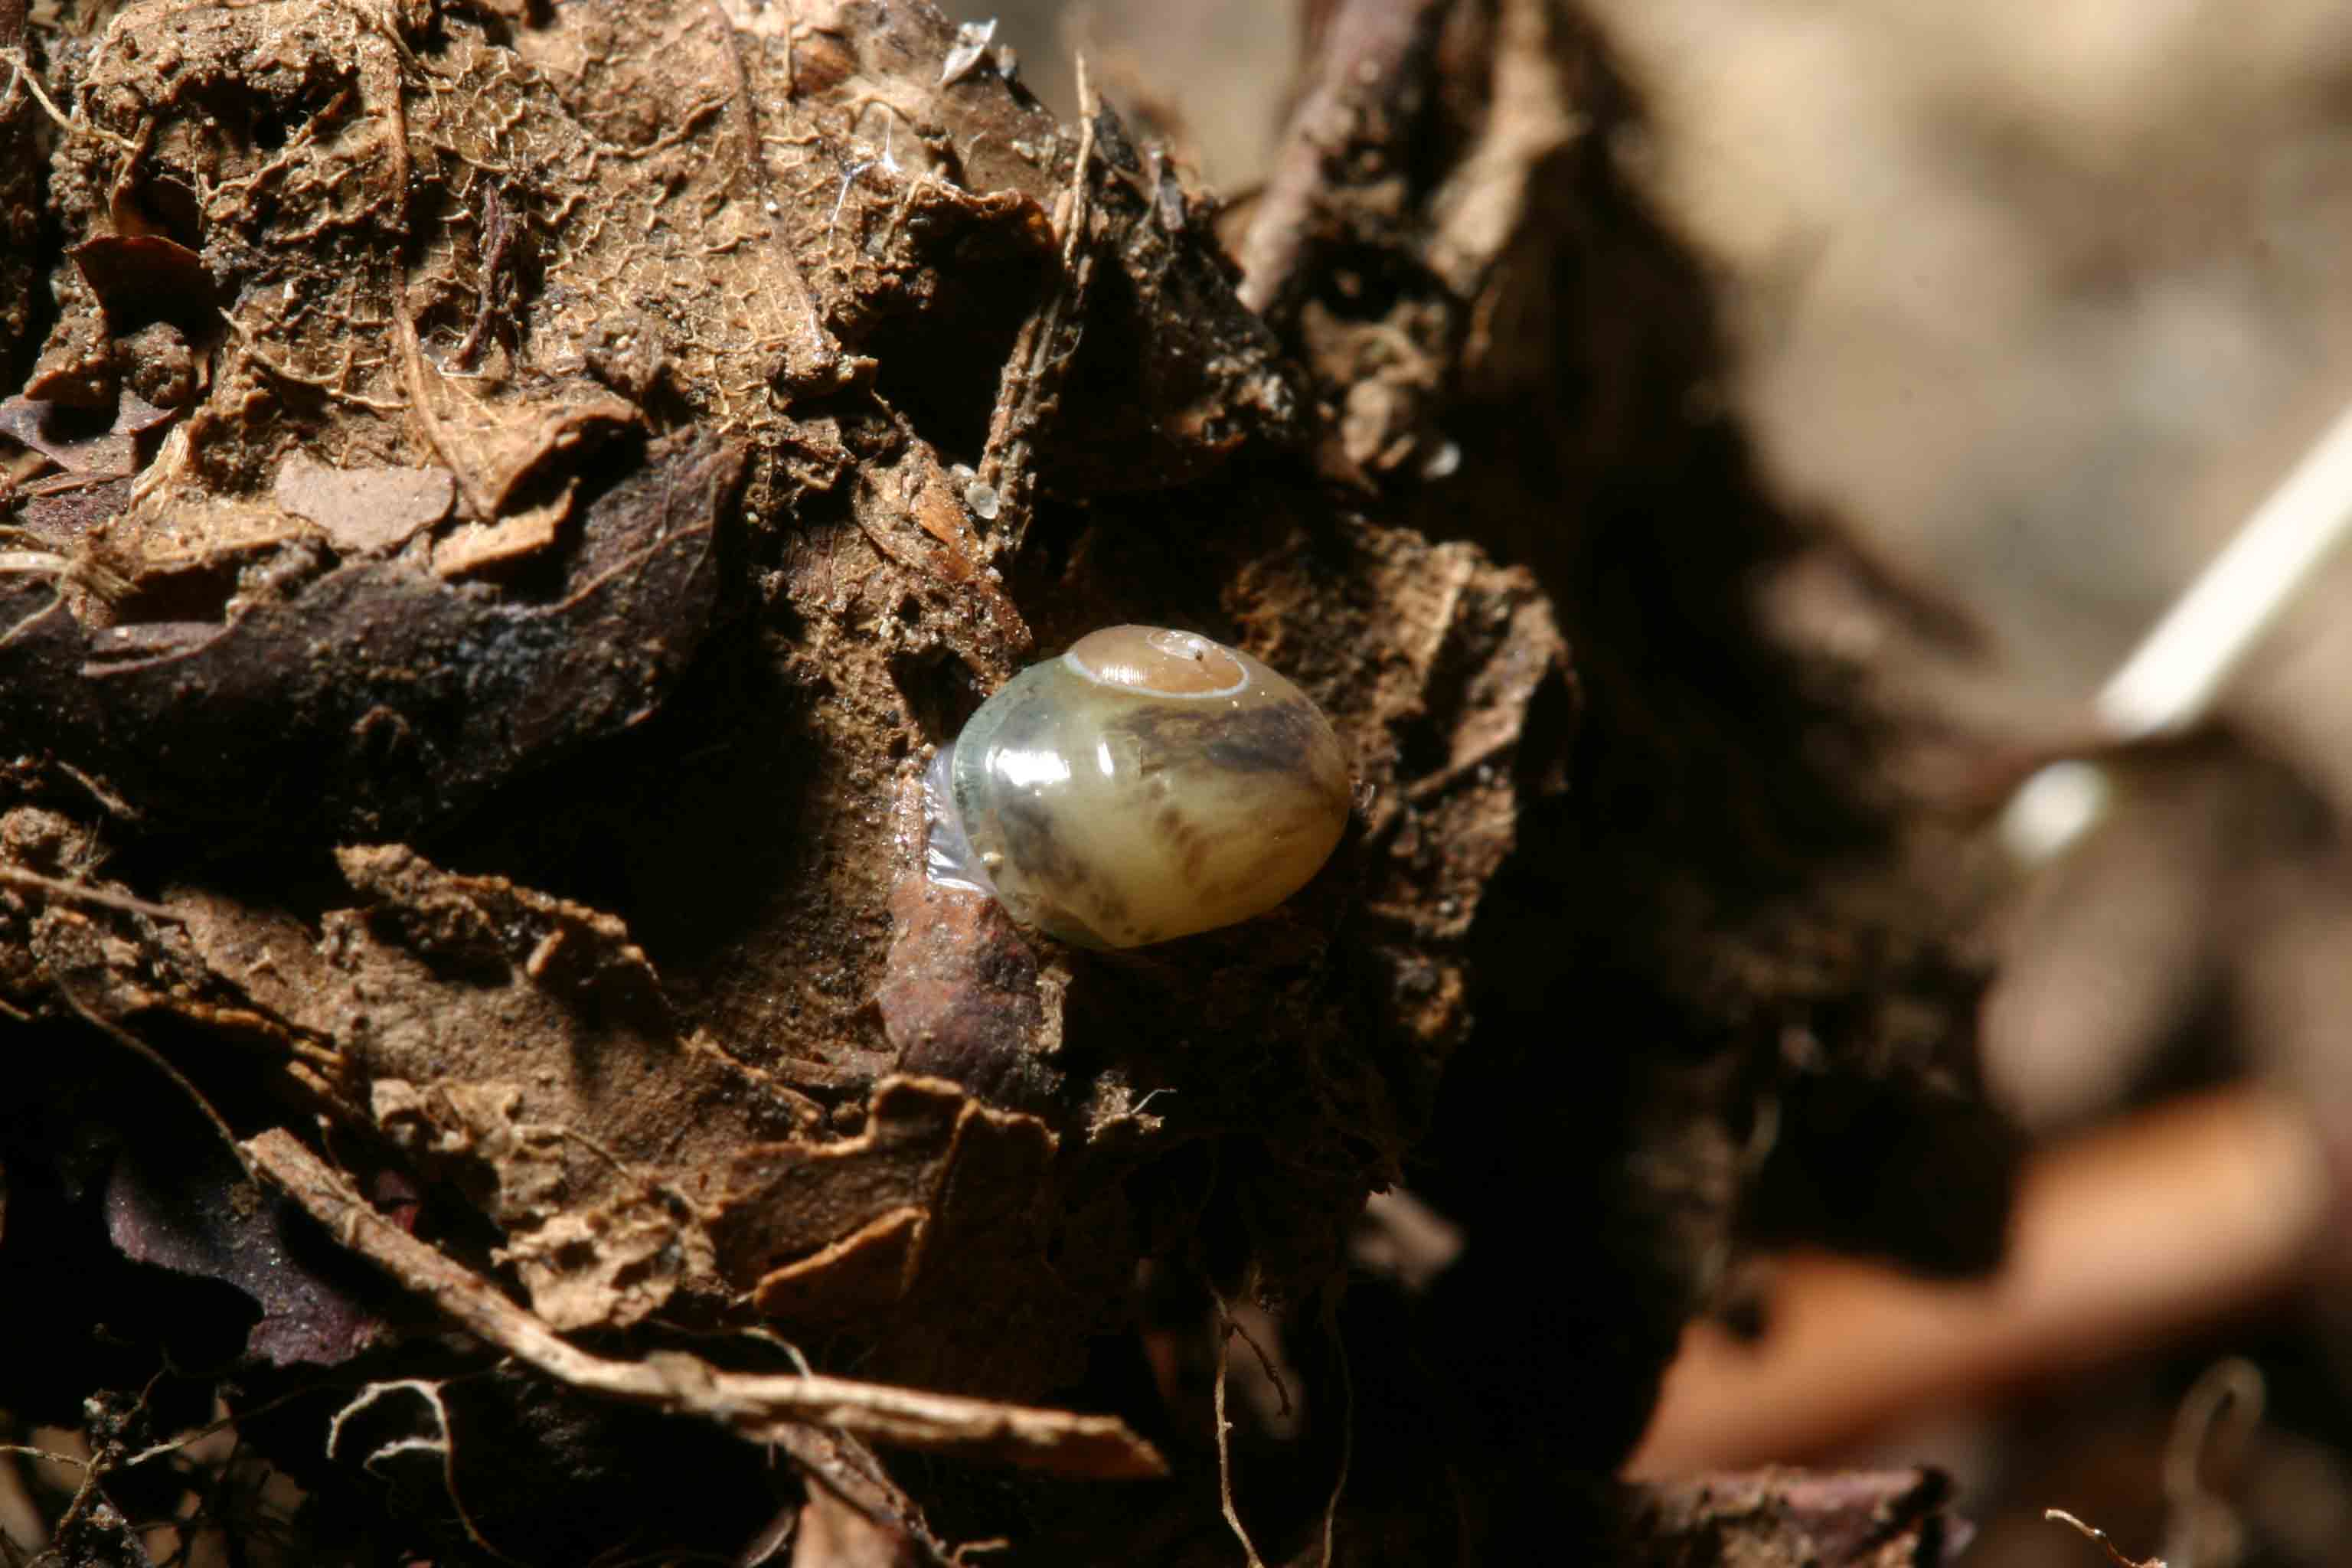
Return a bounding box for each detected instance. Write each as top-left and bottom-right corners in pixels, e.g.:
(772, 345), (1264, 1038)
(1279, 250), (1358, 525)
(925, 626), (1351, 949)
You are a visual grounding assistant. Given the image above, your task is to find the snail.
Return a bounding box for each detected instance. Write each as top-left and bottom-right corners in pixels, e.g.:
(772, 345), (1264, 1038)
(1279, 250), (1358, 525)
(925, 626), (1351, 949)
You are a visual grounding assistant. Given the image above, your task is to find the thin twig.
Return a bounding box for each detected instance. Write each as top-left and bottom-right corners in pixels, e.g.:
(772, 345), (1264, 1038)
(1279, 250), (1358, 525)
(0, 864), (184, 922)
(0, 45), (139, 152)
(2047, 1509), (2167, 1568)
(0, 1444), (87, 1469)
(245, 1130), (1165, 1480)
(1317, 1286), (1353, 1567)
(1221, 1305), (1293, 1420)
(393, 309), (494, 519)
(56, 980), (254, 1178)
(1060, 58), (1098, 274)
(329, 1380), (524, 1566)
(119, 1381), (345, 1472)
(1210, 1285), (1270, 1568)
(2099, 399), (2352, 740)
(54, 760), (142, 822)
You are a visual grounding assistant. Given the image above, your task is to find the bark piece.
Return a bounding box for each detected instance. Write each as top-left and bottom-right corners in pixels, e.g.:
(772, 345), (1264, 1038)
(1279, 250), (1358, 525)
(0, 431), (740, 837)
(875, 856), (1058, 1109)
(1040, 101), (1308, 498)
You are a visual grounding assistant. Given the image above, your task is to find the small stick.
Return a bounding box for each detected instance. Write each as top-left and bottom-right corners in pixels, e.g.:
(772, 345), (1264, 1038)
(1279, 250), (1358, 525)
(246, 1129), (1166, 1480)
(1210, 1289), (1271, 1568)
(2045, 1508), (2166, 1568)
(0, 864), (184, 921)
(1316, 1285), (1354, 1567)
(2099, 398), (2352, 740)
(2007, 395), (2352, 862)
(57, 980), (253, 1178)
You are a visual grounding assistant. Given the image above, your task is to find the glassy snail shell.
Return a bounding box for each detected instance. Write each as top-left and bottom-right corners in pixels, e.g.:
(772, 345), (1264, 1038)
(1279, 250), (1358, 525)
(925, 626), (1351, 949)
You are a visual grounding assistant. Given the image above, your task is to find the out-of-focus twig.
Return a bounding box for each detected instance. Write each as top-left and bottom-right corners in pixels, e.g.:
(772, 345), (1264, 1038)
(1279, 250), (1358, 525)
(2099, 400), (2352, 742)
(1628, 1088), (2331, 1475)
(2047, 1508), (2167, 1568)
(2161, 1357), (2263, 1568)
(1234, 0), (1449, 315)
(2008, 397), (2352, 863)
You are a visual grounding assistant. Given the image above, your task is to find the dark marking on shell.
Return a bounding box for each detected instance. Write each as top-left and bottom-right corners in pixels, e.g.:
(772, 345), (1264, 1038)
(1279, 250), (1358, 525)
(1112, 698), (1325, 778)
(992, 789), (1127, 946)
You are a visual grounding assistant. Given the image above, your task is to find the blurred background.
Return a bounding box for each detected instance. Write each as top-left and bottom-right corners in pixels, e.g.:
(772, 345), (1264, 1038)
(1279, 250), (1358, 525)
(985, 1), (2352, 1563)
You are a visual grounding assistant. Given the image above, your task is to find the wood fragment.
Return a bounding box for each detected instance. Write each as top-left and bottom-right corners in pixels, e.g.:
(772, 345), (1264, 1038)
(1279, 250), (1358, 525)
(972, 57), (1099, 566)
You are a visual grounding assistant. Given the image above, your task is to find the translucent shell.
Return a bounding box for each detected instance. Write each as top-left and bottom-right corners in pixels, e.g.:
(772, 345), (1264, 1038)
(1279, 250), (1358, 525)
(926, 626), (1351, 949)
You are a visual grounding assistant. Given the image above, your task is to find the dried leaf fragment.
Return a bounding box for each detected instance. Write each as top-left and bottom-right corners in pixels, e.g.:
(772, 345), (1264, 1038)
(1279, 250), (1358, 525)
(273, 454), (456, 557)
(430, 478), (577, 578)
(0, 390), (172, 476)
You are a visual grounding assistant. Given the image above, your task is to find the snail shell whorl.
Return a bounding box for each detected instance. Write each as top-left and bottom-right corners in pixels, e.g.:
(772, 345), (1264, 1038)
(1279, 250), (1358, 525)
(936, 626), (1351, 949)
